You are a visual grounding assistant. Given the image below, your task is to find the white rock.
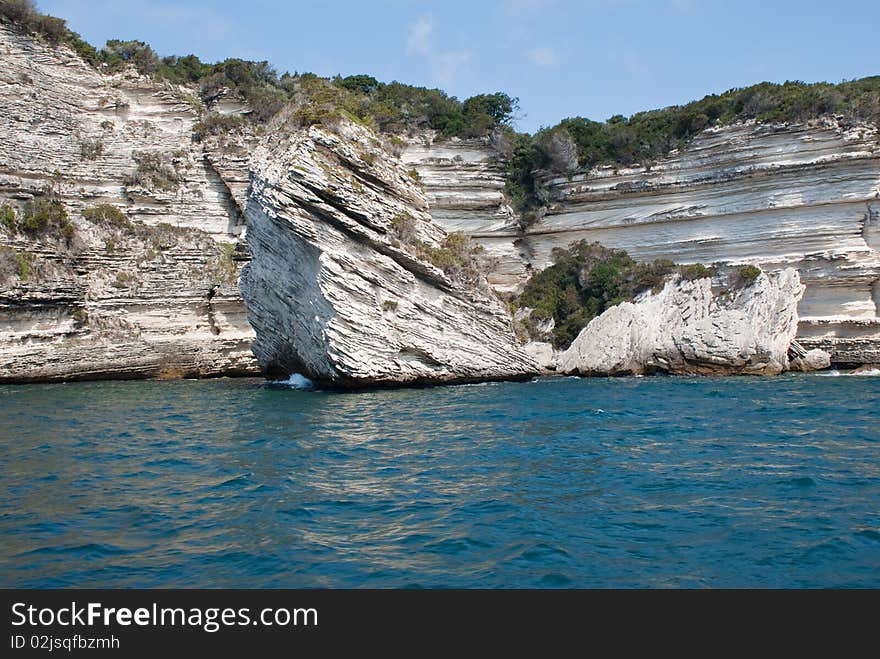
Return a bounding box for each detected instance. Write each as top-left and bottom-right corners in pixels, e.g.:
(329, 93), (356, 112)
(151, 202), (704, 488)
(790, 348), (832, 372)
(523, 341), (558, 370)
(241, 121), (539, 388)
(0, 23), (258, 381)
(558, 269), (805, 376)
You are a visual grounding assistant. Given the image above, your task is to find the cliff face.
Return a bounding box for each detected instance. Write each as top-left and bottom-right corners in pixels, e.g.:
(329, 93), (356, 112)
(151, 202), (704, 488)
(401, 134), (525, 292)
(2, 18), (877, 383)
(406, 121), (880, 365)
(241, 120), (538, 388)
(0, 21), (258, 381)
(558, 268), (805, 376)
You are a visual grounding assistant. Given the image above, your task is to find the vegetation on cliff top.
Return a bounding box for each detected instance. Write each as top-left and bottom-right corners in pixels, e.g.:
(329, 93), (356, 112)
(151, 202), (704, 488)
(514, 241), (715, 349)
(504, 77), (880, 219)
(4, 0), (878, 227)
(1, 1), (516, 140)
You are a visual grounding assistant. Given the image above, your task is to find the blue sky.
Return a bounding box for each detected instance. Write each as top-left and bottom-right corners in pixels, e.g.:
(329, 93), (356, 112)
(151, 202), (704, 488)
(41, 0), (880, 133)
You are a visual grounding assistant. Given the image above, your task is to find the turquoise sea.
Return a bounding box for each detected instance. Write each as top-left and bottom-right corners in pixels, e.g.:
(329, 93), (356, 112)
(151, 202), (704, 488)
(1, 373), (878, 588)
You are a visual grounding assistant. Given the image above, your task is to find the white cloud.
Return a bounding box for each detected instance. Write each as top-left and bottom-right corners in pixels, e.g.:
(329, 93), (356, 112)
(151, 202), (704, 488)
(405, 15), (471, 86)
(528, 46), (559, 67)
(433, 50), (471, 85)
(406, 16), (433, 56)
(504, 0), (550, 13)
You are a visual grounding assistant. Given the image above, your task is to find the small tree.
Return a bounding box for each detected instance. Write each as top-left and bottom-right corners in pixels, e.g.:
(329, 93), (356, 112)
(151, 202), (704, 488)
(104, 39), (159, 75)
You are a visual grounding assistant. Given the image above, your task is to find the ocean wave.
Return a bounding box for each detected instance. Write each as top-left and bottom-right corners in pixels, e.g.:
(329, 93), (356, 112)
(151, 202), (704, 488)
(851, 368), (880, 377)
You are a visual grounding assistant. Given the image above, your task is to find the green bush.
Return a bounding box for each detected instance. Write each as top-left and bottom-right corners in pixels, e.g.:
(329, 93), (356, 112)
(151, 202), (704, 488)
(103, 39), (159, 75)
(20, 197), (73, 240)
(82, 203), (132, 230)
(0, 245), (35, 282)
(35, 13), (66, 43)
(0, 0), (37, 25)
(679, 263), (713, 281)
(516, 241), (688, 348)
(192, 113), (245, 141)
(389, 212), (417, 244)
(416, 232), (485, 284)
(125, 151), (182, 191)
(735, 264), (762, 287)
(80, 138), (103, 160)
(505, 77), (880, 214)
(1, 204), (16, 233)
(206, 242), (238, 285)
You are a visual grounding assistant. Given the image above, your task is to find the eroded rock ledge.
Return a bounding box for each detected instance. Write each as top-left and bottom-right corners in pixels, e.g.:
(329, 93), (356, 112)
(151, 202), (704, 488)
(241, 121), (539, 388)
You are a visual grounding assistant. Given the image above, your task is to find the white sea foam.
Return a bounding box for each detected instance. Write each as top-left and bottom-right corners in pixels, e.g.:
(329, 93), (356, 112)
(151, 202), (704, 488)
(271, 373), (315, 389)
(817, 368), (879, 377)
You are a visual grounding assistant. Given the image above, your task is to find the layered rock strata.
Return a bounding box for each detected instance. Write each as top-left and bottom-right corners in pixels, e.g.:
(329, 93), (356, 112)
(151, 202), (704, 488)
(401, 134), (524, 292)
(0, 21), (258, 381)
(405, 121), (880, 365)
(241, 121), (538, 388)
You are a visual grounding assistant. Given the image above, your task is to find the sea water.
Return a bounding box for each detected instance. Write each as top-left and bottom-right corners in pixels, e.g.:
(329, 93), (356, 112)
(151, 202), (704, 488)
(1, 373), (877, 588)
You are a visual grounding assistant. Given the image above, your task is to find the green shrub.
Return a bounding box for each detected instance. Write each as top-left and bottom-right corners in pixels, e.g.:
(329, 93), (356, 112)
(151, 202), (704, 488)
(416, 232), (485, 284)
(206, 242), (238, 285)
(192, 113), (245, 141)
(1, 204), (16, 233)
(407, 168), (422, 182)
(20, 197), (73, 240)
(505, 77), (880, 217)
(103, 39), (159, 75)
(735, 264), (762, 287)
(679, 263), (713, 281)
(112, 271), (136, 289)
(80, 138), (103, 160)
(382, 300), (398, 312)
(389, 212), (418, 244)
(517, 241), (690, 348)
(0, 0), (37, 25)
(0, 245), (36, 281)
(125, 151), (182, 191)
(82, 203), (132, 230)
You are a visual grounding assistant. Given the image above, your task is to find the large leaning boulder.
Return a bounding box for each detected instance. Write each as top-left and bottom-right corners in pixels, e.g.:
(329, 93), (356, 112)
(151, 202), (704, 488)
(558, 268), (806, 376)
(240, 120), (538, 388)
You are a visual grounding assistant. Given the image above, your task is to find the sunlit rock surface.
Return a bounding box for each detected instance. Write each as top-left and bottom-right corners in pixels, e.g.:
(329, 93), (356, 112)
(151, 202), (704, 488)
(406, 121), (880, 365)
(0, 22), (258, 381)
(241, 121), (538, 388)
(558, 268), (804, 376)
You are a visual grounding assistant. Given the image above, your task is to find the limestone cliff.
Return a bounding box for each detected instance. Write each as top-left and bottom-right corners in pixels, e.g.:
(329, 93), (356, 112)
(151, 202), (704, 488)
(400, 133), (523, 291)
(241, 120), (538, 388)
(3, 14), (878, 384)
(558, 268), (805, 376)
(0, 20), (258, 381)
(404, 121), (880, 366)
